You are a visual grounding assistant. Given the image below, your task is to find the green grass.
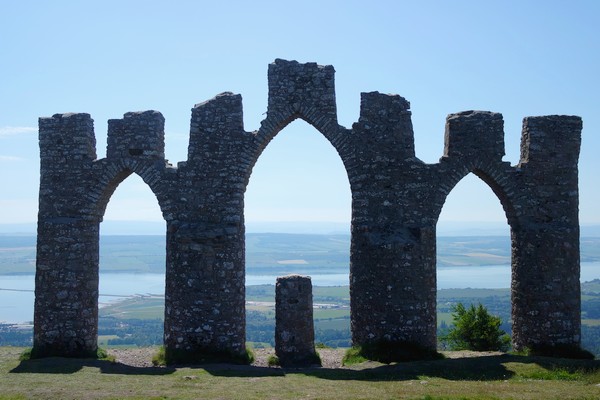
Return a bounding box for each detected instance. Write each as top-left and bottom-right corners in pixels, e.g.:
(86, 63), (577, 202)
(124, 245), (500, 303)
(1, 347), (600, 399)
(437, 288), (511, 300)
(313, 285), (350, 299)
(100, 297), (164, 319)
(313, 308), (349, 319)
(98, 335), (119, 347)
(151, 346), (166, 366)
(517, 367), (584, 381)
(247, 341), (272, 349)
(314, 318), (349, 330)
(342, 346), (368, 365)
(267, 354), (279, 366)
(582, 319), (600, 327)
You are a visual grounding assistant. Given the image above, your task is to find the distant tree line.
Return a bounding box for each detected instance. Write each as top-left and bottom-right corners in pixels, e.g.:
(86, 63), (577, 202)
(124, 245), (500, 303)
(0, 324), (32, 346)
(99, 317), (163, 346)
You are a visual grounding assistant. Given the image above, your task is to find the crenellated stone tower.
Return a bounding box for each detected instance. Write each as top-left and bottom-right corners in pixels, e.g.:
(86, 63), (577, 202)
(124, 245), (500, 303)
(34, 59), (582, 361)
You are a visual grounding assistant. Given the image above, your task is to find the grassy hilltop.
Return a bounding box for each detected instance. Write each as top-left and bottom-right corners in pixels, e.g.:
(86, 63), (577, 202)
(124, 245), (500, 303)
(1, 347), (599, 399)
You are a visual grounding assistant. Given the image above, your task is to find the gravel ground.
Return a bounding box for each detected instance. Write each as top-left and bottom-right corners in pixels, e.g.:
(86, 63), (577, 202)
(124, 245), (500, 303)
(107, 347), (504, 369)
(109, 347), (158, 368)
(252, 348), (345, 368)
(108, 347), (346, 369)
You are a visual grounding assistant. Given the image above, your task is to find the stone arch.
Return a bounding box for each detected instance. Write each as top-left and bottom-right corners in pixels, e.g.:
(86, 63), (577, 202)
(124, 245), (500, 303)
(251, 113), (348, 178)
(246, 115), (351, 219)
(434, 163), (514, 291)
(431, 160), (518, 230)
(90, 159), (172, 223)
(33, 59), (583, 362)
(249, 59), (351, 183)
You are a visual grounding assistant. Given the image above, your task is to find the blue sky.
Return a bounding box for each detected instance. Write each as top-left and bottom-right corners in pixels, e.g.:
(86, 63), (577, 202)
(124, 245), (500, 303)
(1, 0), (598, 232)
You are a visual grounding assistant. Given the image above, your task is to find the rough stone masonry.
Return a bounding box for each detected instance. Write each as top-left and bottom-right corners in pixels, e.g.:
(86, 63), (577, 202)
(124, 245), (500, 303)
(34, 59), (582, 361)
(275, 275), (320, 367)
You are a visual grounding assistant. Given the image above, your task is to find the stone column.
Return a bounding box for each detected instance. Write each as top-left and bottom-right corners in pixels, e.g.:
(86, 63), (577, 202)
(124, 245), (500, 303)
(275, 275), (320, 367)
(511, 115), (582, 351)
(162, 93), (251, 364)
(348, 93), (437, 350)
(34, 113), (99, 358)
(163, 219), (247, 363)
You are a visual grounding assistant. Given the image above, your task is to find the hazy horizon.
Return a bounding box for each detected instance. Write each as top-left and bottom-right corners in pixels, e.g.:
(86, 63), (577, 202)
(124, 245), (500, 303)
(2, 220), (600, 237)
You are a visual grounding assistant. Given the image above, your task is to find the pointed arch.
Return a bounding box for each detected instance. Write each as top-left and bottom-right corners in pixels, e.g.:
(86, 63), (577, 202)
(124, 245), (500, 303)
(436, 172), (512, 281)
(246, 118), (351, 225)
(432, 159), (519, 231)
(89, 159), (172, 223)
(250, 107), (350, 182)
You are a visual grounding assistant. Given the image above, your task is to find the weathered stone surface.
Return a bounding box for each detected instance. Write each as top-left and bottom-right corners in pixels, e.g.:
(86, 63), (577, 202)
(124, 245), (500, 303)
(275, 275), (320, 367)
(34, 59), (583, 361)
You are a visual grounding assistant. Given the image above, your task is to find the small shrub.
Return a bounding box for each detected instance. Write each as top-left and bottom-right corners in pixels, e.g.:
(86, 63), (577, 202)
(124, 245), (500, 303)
(267, 354), (279, 367)
(245, 347), (256, 364)
(19, 348), (32, 361)
(315, 342), (331, 349)
(442, 303), (511, 352)
(152, 346), (167, 366)
(97, 348), (116, 363)
(342, 346), (368, 365)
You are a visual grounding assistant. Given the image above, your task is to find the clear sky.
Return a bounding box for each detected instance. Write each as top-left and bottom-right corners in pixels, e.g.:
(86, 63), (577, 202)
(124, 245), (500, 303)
(1, 0), (598, 232)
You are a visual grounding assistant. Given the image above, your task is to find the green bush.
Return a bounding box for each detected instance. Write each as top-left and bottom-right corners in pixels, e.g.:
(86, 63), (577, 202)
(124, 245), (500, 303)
(341, 347), (368, 365)
(18, 348), (32, 361)
(442, 302), (511, 352)
(152, 346), (167, 366)
(96, 347), (116, 362)
(267, 354), (279, 366)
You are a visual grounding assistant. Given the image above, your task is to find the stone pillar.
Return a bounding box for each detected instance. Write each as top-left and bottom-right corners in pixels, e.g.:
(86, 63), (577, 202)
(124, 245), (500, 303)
(348, 93), (437, 350)
(34, 113), (100, 358)
(163, 93), (252, 364)
(163, 220), (247, 363)
(275, 275), (320, 367)
(511, 115), (582, 351)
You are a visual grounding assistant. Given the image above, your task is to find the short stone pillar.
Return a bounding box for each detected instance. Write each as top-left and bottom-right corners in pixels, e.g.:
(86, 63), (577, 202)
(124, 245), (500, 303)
(275, 275), (321, 367)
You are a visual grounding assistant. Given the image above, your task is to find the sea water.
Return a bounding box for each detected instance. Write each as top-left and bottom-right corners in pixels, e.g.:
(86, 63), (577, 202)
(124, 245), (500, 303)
(1, 262), (599, 323)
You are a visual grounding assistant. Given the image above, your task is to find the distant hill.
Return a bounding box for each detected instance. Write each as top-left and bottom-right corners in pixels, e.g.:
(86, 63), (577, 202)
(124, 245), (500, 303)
(1, 229), (599, 275)
(4, 220), (600, 236)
